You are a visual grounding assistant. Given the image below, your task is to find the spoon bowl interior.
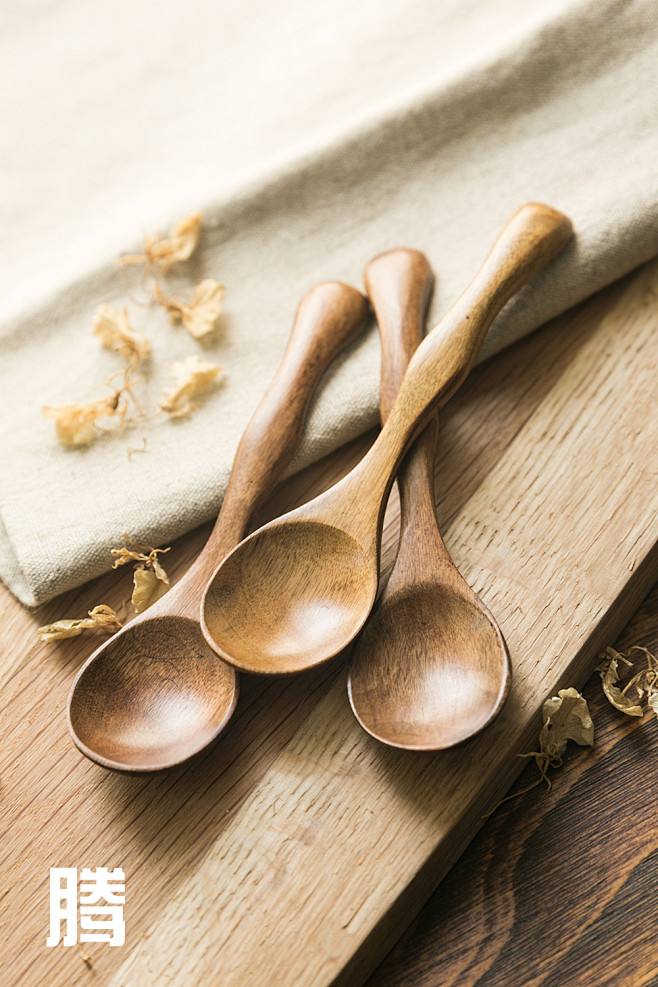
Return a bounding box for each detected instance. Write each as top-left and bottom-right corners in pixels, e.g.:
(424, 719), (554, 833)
(68, 617), (238, 771)
(348, 582), (510, 750)
(202, 520), (378, 674)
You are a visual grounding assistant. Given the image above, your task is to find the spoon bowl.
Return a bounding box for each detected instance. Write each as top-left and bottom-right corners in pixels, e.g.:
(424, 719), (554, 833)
(202, 520), (376, 674)
(68, 617), (237, 770)
(348, 581), (509, 749)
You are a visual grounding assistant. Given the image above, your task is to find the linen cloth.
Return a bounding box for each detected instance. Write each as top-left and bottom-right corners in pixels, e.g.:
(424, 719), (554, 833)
(1, 0), (657, 606)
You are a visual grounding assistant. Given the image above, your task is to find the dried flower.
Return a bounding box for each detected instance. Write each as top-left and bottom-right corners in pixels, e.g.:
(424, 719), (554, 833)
(111, 537), (171, 613)
(154, 279), (225, 339)
(42, 392), (124, 446)
(44, 207), (227, 450)
(538, 687), (595, 763)
(599, 646), (658, 717)
(93, 305), (150, 365)
(43, 306), (148, 446)
(120, 212), (202, 273)
(37, 605), (122, 641)
(160, 354), (223, 418)
(504, 687), (594, 802)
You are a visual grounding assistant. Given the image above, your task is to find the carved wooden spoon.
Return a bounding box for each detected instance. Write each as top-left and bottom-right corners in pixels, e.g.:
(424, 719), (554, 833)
(347, 249), (511, 749)
(67, 282), (370, 771)
(201, 204), (572, 675)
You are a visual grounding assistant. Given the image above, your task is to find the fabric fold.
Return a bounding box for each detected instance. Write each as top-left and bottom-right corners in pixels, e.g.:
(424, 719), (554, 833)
(0, 0), (656, 606)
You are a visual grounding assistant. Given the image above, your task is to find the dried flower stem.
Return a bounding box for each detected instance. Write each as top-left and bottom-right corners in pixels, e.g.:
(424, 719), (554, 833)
(37, 605), (123, 642)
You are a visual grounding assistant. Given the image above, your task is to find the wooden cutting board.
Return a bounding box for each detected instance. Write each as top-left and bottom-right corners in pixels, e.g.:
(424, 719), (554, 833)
(2, 259), (657, 987)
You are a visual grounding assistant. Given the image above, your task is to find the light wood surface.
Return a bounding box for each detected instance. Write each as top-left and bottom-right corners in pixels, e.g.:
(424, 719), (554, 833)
(67, 281), (369, 771)
(348, 248), (510, 749)
(1, 257), (657, 987)
(201, 204), (573, 675)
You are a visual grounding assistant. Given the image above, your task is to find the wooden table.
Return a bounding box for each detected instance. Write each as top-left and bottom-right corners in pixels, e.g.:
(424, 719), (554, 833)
(2, 260), (657, 986)
(367, 581), (658, 987)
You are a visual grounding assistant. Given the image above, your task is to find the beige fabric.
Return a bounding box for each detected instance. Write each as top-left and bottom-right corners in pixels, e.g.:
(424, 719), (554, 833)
(1, 0), (657, 606)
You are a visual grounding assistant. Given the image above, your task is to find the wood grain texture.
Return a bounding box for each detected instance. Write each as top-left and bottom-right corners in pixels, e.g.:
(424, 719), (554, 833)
(366, 582), (658, 987)
(201, 204), (572, 675)
(348, 248), (510, 749)
(1, 258), (657, 987)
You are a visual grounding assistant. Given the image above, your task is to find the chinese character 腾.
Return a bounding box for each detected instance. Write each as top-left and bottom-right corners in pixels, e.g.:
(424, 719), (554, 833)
(46, 867), (125, 948)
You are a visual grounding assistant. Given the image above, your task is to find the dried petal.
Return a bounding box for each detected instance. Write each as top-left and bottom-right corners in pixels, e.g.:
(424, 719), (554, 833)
(93, 305), (150, 364)
(598, 647), (643, 716)
(37, 605), (122, 641)
(539, 687), (595, 761)
(42, 393), (122, 446)
(121, 213), (202, 272)
(150, 556), (169, 584)
(155, 279), (225, 339)
(110, 537), (171, 613)
(132, 566), (170, 613)
(648, 693), (658, 715)
(160, 354), (223, 418)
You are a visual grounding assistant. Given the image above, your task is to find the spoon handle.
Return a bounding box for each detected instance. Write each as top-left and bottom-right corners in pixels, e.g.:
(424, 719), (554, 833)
(171, 282), (369, 612)
(202, 282), (369, 558)
(364, 249), (448, 577)
(367, 249), (435, 422)
(348, 203), (572, 523)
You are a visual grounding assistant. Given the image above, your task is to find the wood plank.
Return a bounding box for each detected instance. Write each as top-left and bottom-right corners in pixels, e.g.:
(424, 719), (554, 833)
(1, 261), (657, 986)
(367, 581), (658, 987)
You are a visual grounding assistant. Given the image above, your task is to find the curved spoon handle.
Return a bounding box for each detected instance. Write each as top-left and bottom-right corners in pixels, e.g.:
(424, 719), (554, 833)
(204, 282), (370, 558)
(364, 249), (434, 422)
(352, 203), (572, 513)
(364, 249), (443, 564)
(171, 282), (369, 613)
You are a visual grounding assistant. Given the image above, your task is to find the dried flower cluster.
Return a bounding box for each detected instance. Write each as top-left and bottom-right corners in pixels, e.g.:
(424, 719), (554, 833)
(598, 645), (658, 717)
(42, 213), (225, 447)
(506, 643), (657, 803)
(36, 537), (173, 640)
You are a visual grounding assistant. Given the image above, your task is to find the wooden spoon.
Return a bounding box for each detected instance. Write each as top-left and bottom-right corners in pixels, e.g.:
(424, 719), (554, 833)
(201, 203), (573, 675)
(347, 249), (511, 749)
(67, 282), (370, 771)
